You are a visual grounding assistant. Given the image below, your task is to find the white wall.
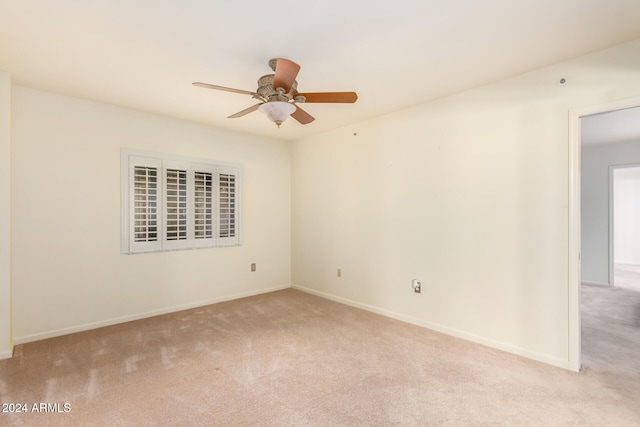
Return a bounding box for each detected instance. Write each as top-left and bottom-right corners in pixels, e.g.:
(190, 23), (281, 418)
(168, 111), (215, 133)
(292, 38), (640, 369)
(11, 86), (292, 342)
(581, 141), (640, 285)
(614, 166), (640, 265)
(0, 71), (12, 359)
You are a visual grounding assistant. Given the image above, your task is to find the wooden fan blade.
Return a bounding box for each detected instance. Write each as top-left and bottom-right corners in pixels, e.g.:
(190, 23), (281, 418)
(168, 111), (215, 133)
(192, 82), (256, 96)
(228, 103), (262, 118)
(296, 92), (358, 103)
(291, 105), (315, 125)
(273, 58), (300, 93)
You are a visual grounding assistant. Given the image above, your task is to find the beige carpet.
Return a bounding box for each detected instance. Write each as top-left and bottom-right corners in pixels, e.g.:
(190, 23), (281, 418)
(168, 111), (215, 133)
(1, 288), (639, 426)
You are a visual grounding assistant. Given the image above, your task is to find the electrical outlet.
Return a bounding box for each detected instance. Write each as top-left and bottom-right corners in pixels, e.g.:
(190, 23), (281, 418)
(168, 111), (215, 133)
(337, 268), (342, 278)
(251, 263), (256, 272)
(412, 279), (421, 293)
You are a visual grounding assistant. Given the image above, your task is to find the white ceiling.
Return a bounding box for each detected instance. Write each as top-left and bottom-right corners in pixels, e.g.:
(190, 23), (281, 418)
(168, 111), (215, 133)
(2, 0), (640, 141)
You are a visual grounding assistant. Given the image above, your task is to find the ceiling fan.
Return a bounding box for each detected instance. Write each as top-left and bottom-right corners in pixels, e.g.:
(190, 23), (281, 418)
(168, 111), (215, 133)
(193, 58), (358, 127)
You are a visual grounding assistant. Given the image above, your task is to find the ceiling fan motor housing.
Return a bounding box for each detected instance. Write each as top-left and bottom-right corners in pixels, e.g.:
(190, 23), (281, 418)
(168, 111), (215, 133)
(256, 74), (298, 103)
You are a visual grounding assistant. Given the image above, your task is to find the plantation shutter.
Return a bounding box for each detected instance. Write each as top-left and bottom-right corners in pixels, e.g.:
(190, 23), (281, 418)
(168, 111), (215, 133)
(163, 160), (189, 250)
(166, 169), (188, 240)
(129, 156), (163, 253)
(194, 171), (213, 239)
(191, 163), (217, 248)
(218, 166), (239, 246)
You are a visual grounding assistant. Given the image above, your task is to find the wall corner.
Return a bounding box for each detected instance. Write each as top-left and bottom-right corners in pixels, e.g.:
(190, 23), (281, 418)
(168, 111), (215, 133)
(0, 70), (13, 358)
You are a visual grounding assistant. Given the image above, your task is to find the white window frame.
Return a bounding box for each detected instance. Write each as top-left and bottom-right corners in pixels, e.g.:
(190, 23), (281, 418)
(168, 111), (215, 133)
(121, 149), (242, 254)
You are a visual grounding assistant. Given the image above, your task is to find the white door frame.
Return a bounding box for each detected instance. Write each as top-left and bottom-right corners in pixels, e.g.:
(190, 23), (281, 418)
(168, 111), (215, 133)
(568, 95), (640, 372)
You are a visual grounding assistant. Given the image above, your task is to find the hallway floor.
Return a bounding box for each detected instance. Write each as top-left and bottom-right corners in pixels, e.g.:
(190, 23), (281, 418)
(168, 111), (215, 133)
(614, 263), (640, 292)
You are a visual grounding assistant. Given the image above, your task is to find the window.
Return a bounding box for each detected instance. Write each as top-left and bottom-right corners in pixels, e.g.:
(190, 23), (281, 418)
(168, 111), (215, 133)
(121, 149), (241, 254)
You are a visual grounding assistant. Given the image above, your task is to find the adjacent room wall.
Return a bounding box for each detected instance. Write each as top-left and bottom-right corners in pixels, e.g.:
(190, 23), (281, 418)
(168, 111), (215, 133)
(11, 87), (292, 342)
(581, 141), (640, 285)
(614, 166), (640, 265)
(0, 71), (12, 359)
(292, 38), (640, 369)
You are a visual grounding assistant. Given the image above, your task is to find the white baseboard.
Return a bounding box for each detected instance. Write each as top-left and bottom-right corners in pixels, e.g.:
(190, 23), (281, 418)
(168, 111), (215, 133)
(0, 340), (14, 360)
(14, 284), (291, 345)
(292, 284), (570, 371)
(581, 280), (610, 287)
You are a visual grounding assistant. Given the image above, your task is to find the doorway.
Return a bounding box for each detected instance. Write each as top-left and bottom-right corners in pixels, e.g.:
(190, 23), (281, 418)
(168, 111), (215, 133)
(569, 97), (640, 372)
(611, 165), (640, 292)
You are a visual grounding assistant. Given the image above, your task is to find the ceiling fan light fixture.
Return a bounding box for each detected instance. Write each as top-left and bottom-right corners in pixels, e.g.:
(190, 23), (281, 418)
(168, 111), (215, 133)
(259, 101), (296, 127)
